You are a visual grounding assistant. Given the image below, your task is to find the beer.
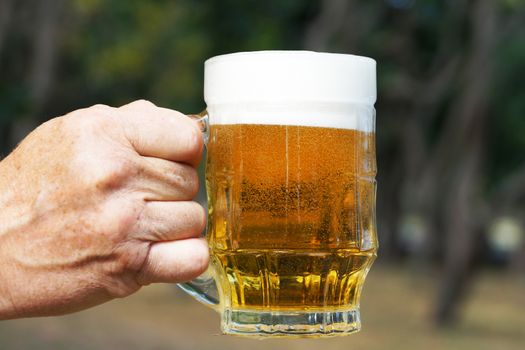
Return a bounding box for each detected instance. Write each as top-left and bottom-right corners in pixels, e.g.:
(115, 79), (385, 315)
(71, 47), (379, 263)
(178, 50), (377, 336)
(206, 123), (377, 311)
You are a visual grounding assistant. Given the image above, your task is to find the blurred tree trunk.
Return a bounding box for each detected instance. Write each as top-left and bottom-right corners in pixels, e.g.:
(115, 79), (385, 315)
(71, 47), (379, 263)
(0, 0), (14, 55)
(402, 0), (468, 264)
(3, 0), (64, 152)
(29, 0), (63, 117)
(304, 0), (354, 51)
(433, 0), (497, 325)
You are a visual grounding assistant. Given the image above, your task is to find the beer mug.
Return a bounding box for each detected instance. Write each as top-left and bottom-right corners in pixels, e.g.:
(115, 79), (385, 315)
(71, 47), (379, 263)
(180, 51), (377, 338)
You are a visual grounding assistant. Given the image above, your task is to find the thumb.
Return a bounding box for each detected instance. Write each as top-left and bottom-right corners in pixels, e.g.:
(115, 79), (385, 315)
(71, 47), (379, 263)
(137, 238), (210, 285)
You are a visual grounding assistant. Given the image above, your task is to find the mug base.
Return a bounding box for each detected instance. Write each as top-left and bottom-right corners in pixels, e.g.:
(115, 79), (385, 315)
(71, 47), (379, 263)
(221, 308), (361, 338)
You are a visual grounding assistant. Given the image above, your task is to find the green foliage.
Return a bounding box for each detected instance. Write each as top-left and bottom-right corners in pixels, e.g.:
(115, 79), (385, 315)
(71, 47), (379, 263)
(1, 0), (524, 189)
(489, 29), (525, 185)
(61, 0), (210, 112)
(53, 0), (315, 114)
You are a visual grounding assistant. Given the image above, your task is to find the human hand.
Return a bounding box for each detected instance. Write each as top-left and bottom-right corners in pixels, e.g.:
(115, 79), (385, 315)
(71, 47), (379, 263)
(0, 100), (208, 319)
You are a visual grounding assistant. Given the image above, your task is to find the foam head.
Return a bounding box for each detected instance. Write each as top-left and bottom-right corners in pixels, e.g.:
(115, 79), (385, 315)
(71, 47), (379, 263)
(204, 51), (376, 130)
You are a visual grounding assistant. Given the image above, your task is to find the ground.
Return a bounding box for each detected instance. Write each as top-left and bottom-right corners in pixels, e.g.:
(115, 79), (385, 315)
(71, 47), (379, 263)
(1, 265), (524, 350)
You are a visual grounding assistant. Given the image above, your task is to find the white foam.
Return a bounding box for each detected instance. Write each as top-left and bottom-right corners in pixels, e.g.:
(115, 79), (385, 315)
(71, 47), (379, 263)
(204, 51), (376, 107)
(207, 103), (375, 132)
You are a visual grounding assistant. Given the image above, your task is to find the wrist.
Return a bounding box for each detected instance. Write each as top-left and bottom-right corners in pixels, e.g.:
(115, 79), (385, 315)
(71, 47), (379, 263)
(0, 238), (22, 320)
(0, 220), (17, 318)
(0, 237), (18, 320)
(0, 260), (17, 320)
(0, 293), (12, 320)
(0, 163), (19, 319)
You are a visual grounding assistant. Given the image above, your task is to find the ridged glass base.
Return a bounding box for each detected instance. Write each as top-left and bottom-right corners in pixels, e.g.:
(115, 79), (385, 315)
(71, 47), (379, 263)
(221, 308), (361, 338)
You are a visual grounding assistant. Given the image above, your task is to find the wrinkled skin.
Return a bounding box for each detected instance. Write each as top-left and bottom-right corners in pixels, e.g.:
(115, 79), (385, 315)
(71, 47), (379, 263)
(0, 100), (209, 319)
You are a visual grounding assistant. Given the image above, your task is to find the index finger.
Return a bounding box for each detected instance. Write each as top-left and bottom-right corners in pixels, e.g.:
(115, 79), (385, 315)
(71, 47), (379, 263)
(118, 100), (204, 165)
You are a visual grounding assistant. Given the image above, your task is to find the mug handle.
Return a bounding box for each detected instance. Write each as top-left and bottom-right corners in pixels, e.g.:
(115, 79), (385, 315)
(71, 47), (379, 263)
(177, 111), (221, 312)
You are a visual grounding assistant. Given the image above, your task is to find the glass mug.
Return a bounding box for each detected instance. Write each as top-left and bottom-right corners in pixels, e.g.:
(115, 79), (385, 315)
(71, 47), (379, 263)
(180, 51), (377, 338)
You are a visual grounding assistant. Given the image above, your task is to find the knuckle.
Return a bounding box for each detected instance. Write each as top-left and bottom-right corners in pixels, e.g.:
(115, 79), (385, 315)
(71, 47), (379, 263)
(94, 158), (138, 192)
(106, 159), (136, 185)
(68, 105), (115, 131)
(91, 103), (113, 112)
(84, 104), (114, 120)
(184, 166), (200, 198)
(36, 115), (65, 134)
(130, 99), (156, 109)
(168, 163), (199, 199)
(115, 202), (143, 239)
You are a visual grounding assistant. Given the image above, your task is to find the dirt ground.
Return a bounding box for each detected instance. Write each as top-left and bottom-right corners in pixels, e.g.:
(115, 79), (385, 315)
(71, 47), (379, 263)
(1, 265), (524, 350)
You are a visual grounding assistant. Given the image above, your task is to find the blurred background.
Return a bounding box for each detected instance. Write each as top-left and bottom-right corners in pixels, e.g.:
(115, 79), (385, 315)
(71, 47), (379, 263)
(1, 0), (524, 349)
